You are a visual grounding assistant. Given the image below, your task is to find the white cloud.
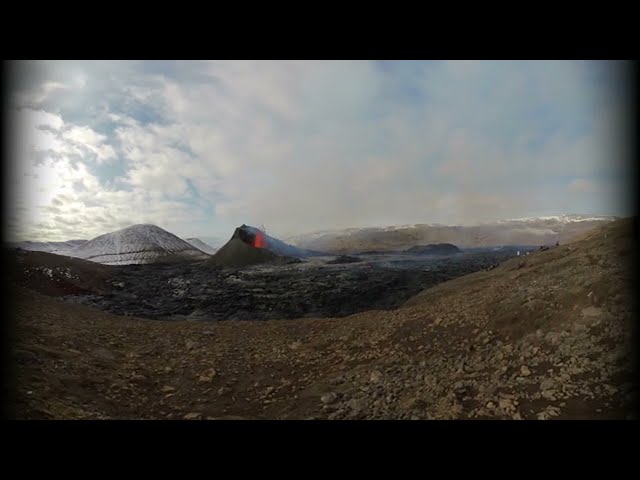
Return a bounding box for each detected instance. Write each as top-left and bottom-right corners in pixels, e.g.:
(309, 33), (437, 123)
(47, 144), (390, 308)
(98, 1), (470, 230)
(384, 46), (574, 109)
(16, 81), (69, 105)
(5, 105), (206, 241)
(62, 125), (115, 162)
(16, 107), (65, 131)
(63, 125), (106, 145)
(5, 60), (633, 241)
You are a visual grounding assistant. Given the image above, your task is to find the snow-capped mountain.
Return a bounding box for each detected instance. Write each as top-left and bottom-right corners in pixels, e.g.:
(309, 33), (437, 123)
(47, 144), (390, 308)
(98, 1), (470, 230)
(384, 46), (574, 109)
(496, 214), (618, 224)
(63, 224), (210, 265)
(185, 238), (217, 255)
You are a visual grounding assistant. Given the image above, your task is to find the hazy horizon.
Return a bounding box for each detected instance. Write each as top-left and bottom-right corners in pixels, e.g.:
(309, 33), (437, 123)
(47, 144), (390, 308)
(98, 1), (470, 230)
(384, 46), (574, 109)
(4, 60), (634, 242)
(5, 213), (624, 246)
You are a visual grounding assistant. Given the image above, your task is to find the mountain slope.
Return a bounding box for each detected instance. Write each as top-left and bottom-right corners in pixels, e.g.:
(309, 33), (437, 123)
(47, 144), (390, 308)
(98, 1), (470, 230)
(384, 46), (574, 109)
(8, 239), (88, 252)
(7, 249), (115, 296)
(206, 238), (282, 268)
(185, 238), (217, 255)
(63, 224), (210, 265)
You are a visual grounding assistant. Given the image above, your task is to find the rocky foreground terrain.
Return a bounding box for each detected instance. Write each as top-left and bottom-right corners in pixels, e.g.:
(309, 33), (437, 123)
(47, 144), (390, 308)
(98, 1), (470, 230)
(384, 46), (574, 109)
(8, 218), (637, 419)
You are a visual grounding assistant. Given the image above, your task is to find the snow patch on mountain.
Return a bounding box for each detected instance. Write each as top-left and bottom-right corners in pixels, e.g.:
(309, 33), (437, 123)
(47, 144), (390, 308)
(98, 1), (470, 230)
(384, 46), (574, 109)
(499, 214), (617, 224)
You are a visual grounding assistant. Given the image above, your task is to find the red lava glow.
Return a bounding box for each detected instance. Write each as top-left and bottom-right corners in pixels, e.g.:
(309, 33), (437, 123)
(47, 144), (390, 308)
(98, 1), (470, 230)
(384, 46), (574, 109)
(253, 231), (266, 248)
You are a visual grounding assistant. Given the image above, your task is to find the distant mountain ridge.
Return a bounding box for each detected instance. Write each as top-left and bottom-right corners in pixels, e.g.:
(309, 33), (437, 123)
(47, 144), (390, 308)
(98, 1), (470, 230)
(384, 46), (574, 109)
(7, 214), (617, 259)
(286, 214), (618, 253)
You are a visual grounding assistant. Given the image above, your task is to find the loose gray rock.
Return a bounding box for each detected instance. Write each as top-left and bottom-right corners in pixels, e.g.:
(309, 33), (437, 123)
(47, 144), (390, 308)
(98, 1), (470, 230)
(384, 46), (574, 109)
(183, 412), (202, 420)
(540, 378), (554, 391)
(321, 392), (338, 404)
(498, 398), (515, 412)
(370, 370), (383, 383)
(542, 389), (556, 400)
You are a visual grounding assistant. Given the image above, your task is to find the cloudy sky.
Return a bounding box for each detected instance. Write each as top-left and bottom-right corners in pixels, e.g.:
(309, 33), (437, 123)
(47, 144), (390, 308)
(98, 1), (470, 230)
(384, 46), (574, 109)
(4, 60), (633, 242)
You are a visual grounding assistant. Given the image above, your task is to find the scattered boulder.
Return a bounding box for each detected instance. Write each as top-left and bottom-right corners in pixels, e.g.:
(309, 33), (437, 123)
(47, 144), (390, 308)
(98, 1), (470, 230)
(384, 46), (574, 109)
(183, 412), (202, 420)
(498, 398), (516, 412)
(198, 368), (217, 383)
(540, 378), (554, 391)
(321, 392), (338, 404)
(581, 306), (602, 318)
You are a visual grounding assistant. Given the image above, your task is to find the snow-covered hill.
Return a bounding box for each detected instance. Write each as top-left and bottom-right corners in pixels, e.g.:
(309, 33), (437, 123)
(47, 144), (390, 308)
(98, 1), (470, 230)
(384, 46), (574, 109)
(63, 224), (210, 265)
(185, 238), (217, 255)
